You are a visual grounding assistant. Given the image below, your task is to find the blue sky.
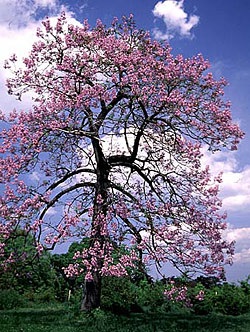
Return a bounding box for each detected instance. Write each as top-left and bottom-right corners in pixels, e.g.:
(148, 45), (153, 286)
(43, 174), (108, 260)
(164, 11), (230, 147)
(0, 0), (249, 282)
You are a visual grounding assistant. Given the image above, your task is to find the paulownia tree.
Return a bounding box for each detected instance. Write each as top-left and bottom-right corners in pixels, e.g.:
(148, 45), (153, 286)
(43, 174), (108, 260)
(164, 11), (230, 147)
(0, 14), (244, 311)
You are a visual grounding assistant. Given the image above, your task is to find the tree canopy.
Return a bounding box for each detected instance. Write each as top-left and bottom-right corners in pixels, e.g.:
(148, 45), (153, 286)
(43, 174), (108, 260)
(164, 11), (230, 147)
(0, 14), (244, 310)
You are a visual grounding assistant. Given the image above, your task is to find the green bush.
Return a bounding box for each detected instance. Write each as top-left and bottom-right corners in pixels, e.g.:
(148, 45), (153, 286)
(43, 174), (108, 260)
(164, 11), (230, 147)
(101, 277), (171, 314)
(101, 276), (137, 313)
(135, 280), (167, 312)
(0, 289), (26, 310)
(22, 286), (57, 304)
(240, 276), (250, 295)
(32, 286), (57, 303)
(194, 283), (250, 316)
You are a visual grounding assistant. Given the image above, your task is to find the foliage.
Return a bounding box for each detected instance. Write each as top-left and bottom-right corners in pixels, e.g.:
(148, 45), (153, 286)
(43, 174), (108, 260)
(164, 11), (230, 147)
(134, 279), (167, 312)
(101, 276), (165, 314)
(1, 249), (250, 317)
(28, 286), (57, 304)
(239, 275), (250, 295)
(0, 13), (244, 309)
(0, 229), (57, 300)
(160, 275), (250, 316)
(195, 282), (250, 316)
(50, 241), (89, 302)
(0, 289), (26, 310)
(1, 233), (250, 316)
(101, 276), (137, 313)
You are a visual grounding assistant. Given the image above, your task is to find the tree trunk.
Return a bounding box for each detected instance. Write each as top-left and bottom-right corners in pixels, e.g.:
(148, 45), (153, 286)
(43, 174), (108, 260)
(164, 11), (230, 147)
(81, 271), (101, 311)
(80, 126), (109, 311)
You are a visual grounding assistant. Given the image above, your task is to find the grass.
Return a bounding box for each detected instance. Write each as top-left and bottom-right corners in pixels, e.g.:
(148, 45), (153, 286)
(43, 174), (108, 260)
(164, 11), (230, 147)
(0, 305), (250, 332)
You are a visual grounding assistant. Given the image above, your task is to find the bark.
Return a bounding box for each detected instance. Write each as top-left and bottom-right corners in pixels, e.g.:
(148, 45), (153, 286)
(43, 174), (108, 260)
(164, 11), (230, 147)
(81, 271), (101, 311)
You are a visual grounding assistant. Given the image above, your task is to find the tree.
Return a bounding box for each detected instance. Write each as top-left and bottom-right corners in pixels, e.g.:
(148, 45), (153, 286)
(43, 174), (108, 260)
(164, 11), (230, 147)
(0, 228), (55, 296)
(0, 13), (244, 311)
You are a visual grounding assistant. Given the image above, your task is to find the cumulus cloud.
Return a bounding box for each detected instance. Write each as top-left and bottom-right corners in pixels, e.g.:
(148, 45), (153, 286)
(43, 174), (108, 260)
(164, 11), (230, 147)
(0, 22), (39, 112)
(201, 148), (250, 267)
(0, 0), (60, 27)
(152, 0), (199, 40)
(201, 149), (250, 212)
(224, 225), (250, 281)
(221, 166), (250, 211)
(223, 226), (250, 264)
(0, 0), (78, 113)
(233, 248), (250, 264)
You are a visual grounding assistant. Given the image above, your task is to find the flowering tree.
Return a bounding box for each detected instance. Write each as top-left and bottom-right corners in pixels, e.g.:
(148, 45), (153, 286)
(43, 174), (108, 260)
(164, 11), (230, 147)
(0, 14), (243, 311)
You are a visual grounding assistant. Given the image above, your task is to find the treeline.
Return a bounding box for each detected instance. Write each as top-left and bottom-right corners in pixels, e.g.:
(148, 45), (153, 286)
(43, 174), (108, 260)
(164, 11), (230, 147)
(0, 239), (250, 316)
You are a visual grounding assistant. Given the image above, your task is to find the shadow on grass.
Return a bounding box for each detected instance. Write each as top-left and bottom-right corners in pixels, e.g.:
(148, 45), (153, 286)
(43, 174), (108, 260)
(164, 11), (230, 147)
(1, 307), (250, 332)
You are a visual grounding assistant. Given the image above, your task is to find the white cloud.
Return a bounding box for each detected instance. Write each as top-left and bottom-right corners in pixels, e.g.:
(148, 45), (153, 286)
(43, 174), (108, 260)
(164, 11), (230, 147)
(0, 22), (39, 112)
(224, 226), (250, 244)
(35, 0), (57, 7)
(0, 0), (60, 27)
(233, 248), (250, 264)
(201, 149), (250, 212)
(223, 226), (250, 263)
(152, 0), (199, 40)
(0, 0), (79, 113)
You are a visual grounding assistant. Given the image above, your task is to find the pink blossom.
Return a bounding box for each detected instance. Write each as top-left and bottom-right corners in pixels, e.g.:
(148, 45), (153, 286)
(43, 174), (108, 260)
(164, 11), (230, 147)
(195, 290), (205, 301)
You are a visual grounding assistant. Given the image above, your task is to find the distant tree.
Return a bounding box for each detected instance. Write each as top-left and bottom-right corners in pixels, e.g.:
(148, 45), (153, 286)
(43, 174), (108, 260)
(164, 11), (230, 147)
(0, 229), (54, 294)
(0, 14), (243, 311)
(195, 275), (221, 289)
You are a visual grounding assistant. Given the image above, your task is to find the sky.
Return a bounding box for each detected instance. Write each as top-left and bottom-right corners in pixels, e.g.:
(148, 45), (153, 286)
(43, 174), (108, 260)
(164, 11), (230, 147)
(0, 0), (249, 282)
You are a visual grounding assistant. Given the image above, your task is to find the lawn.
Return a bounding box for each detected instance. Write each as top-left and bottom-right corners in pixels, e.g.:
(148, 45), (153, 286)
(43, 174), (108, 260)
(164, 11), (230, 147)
(1, 305), (250, 332)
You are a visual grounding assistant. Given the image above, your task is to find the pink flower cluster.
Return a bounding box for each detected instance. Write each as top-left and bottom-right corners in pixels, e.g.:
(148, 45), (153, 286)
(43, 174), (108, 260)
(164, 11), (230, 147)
(164, 281), (205, 307)
(63, 239), (138, 281)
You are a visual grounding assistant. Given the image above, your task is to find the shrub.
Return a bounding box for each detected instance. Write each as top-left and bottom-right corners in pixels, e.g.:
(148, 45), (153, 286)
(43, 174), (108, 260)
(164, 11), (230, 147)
(101, 276), (137, 314)
(194, 283), (250, 316)
(101, 277), (168, 314)
(0, 289), (26, 309)
(135, 279), (166, 312)
(163, 280), (205, 313)
(32, 286), (57, 303)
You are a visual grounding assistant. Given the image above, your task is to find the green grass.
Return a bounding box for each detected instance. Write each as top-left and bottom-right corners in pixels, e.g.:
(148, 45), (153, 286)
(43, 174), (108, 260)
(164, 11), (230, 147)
(1, 305), (250, 332)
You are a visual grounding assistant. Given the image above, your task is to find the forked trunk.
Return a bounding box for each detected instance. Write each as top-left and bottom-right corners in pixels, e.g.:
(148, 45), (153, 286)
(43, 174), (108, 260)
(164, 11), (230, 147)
(81, 271), (101, 311)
